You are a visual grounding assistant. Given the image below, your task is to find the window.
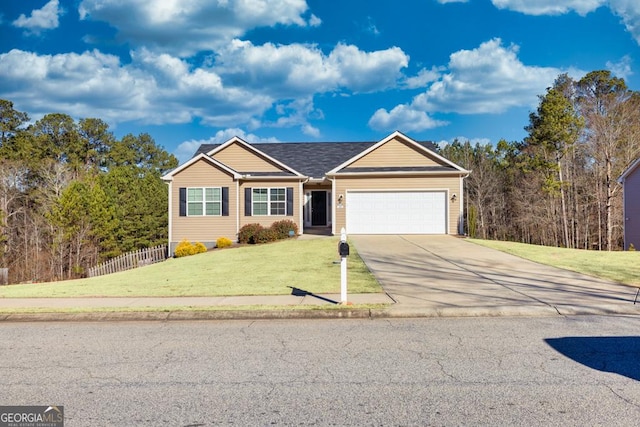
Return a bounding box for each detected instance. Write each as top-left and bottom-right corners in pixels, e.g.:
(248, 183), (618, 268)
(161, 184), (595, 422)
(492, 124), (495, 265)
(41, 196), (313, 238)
(187, 187), (221, 216)
(252, 187), (286, 216)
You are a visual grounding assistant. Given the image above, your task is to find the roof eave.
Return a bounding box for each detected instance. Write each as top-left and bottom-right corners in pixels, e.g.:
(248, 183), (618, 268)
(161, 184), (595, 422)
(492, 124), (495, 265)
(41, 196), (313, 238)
(618, 158), (640, 183)
(241, 175), (308, 181)
(326, 170), (469, 177)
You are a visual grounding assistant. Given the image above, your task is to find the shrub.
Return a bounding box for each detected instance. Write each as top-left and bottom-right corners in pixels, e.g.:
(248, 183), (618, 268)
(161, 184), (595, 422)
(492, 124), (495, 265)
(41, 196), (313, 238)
(238, 223), (264, 244)
(175, 240), (208, 257)
(175, 239), (196, 258)
(270, 219), (299, 239)
(254, 228), (279, 244)
(216, 237), (233, 248)
(194, 242), (207, 254)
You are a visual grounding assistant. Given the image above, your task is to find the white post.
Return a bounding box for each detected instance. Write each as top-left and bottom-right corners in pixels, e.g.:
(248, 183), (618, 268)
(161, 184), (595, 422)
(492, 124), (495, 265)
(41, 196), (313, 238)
(340, 227), (347, 304)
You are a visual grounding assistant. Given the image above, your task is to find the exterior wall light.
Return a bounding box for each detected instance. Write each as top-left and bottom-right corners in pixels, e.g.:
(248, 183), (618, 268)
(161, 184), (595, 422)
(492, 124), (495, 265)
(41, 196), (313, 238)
(451, 193), (457, 202)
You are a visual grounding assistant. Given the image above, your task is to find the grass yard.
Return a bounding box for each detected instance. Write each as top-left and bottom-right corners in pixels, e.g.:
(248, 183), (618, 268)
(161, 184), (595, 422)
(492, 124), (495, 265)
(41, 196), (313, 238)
(0, 238), (381, 298)
(470, 239), (640, 286)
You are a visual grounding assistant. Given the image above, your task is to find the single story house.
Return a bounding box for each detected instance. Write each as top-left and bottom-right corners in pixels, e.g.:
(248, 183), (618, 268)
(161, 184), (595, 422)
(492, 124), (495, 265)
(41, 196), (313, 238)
(618, 158), (640, 250)
(161, 131), (470, 253)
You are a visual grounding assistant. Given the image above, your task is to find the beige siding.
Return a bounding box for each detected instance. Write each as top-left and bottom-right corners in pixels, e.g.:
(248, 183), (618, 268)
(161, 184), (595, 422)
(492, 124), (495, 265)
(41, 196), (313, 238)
(349, 136), (441, 168)
(213, 142), (285, 173)
(240, 180), (303, 231)
(333, 175), (462, 235)
(171, 159), (238, 246)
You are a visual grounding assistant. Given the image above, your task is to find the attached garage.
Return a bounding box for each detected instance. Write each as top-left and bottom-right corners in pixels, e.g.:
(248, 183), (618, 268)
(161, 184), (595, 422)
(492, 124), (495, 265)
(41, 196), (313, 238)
(345, 190), (447, 234)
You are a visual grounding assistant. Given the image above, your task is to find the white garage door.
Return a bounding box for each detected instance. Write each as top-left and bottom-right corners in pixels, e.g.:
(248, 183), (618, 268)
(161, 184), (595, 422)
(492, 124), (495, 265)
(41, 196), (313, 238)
(346, 191), (447, 234)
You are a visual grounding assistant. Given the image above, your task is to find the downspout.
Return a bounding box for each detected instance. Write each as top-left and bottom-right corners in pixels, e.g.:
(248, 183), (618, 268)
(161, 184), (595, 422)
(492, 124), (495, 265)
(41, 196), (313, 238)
(460, 173), (469, 235)
(166, 180), (172, 257)
(236, 179), (240, 241)
(299, 179), (308, 235)
(331, 176), (336, 236)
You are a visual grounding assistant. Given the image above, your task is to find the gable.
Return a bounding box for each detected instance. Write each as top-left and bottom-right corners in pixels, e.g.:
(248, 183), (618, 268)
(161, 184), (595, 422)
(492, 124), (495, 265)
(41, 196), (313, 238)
(172, 157), (236, 186)
(211, 141), (290, 174)
(348, 136), (443, 168)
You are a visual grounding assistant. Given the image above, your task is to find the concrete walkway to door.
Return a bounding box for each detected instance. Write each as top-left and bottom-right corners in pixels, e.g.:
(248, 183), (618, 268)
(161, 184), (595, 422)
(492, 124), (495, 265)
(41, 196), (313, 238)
(351, 235), (640, 317)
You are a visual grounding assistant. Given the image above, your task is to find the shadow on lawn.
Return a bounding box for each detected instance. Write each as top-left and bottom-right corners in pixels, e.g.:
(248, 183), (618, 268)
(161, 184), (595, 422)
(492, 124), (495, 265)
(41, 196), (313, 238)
(288, 286), (338, 304)
(545, 336), (640, 381)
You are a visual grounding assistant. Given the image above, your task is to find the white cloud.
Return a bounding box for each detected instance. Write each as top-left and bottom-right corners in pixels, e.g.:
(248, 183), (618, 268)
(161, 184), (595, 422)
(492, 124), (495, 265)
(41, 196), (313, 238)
(609, 0), (640, 44)
(0, 48), (271, 126)
(369, 105), (449, 132)
(369, 38), (572, 132)
(328, 44), (408, 92)
(414, 38), (565, 114)
(491, 0), (605, 16)
(0, 38), (408, 136)
(404, 67), (443, 89)
(606, 55), (633, 80)
(174, 129), (280, 163)
(217, 40), (408, 96)
(261, 97), (323, 136)
(308, 14), (322, 27)
(488, 1), (640, 45)
(13, 0), (62, 33)
(436, 0), (469, 3)
(78, 0), (314, 56)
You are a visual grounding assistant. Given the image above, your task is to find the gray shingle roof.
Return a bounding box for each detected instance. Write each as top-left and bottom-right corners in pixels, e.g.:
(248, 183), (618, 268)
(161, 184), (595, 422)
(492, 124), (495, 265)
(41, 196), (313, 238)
(194, 140), (438, 179)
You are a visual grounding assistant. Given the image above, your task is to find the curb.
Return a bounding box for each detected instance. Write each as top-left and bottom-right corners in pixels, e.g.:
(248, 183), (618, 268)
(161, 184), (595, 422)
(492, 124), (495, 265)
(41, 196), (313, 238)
(0, 302), (638, 322)
(0, 308), (374, 322)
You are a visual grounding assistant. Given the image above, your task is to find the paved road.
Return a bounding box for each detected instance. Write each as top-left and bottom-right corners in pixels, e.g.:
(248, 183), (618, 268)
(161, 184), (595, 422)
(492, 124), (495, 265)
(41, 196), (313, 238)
(2, 317), (639, 426)
(351, 235), (638, 315)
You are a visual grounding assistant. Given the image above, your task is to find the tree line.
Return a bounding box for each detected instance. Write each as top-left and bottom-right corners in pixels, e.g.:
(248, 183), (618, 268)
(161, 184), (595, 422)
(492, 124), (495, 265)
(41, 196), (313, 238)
(0, 69), (636, 283)
(0, 100), (178, 283)
(440, 70), (640, 250)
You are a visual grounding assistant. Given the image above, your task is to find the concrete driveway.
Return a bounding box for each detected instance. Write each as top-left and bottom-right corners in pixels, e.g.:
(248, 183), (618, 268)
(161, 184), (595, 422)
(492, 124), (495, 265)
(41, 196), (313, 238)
(351, 235), (640, 316)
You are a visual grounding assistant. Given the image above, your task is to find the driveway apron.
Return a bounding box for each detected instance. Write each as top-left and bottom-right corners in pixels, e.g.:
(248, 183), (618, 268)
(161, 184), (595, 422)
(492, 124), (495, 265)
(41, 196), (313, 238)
(350, 235), (637, 312)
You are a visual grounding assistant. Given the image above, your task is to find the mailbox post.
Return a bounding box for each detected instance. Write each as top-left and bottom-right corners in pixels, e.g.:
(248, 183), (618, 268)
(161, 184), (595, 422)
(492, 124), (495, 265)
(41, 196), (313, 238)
(338, 227), (349, 304)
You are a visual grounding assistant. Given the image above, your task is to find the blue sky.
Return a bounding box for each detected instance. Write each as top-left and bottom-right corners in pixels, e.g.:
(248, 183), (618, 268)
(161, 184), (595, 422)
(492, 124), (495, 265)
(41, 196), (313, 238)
(1, 0), (638, 163)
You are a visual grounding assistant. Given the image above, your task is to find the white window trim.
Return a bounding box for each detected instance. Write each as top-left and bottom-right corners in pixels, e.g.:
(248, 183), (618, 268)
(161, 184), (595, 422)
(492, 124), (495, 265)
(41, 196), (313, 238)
(187, 187), (222, 217)
(252, 187), (287, 216)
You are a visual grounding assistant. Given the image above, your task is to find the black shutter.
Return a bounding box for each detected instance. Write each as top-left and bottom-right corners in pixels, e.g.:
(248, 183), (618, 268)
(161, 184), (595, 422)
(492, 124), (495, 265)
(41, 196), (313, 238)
(222, 187), (229, 216)
(244, 188), (252, 216)
(286, 187), (294, 216)
(179, 188), (187, 216)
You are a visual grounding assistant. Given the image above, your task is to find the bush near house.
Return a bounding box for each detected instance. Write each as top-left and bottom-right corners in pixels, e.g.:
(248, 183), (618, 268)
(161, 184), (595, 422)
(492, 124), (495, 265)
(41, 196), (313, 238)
(254, 228), (279, 244)
(238, 220), (299, 245)
(216, 237), (233, 248)
(237, 223), (264, 244)
(174, 239), (207, 257)
(270, 219), (299, 239)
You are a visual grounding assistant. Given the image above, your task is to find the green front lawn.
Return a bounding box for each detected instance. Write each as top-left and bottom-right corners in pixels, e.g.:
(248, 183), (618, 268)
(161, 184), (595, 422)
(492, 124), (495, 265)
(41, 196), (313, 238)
(470, 239), (640, 286)
(0, 238), (381, 298)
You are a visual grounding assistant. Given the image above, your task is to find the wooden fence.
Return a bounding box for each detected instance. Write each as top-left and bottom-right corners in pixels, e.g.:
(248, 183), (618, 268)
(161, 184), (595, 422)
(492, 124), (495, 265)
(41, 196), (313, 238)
(88, 245), (167, 278)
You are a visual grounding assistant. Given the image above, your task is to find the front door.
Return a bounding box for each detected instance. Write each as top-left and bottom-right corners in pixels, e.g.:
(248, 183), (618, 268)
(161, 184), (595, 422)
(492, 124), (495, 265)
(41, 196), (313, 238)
(311, 191), (327, 226)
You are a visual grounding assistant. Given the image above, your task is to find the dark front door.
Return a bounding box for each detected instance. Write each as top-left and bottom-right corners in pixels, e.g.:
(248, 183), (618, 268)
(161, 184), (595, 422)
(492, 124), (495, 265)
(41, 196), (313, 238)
(311, 191), (327, 226)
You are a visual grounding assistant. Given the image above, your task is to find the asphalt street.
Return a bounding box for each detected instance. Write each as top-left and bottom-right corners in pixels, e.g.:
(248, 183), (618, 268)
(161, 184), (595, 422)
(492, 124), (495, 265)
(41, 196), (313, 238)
(2, 316), (640, 426)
